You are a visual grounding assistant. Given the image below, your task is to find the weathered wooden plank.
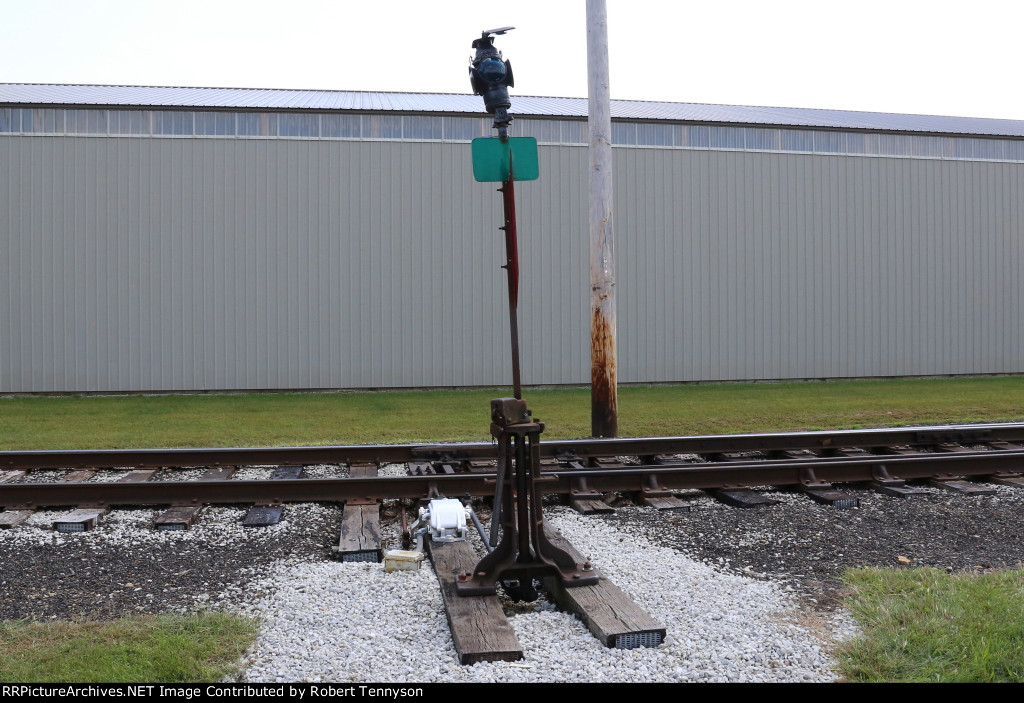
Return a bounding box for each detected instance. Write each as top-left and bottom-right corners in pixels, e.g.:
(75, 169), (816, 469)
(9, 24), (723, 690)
(466, 461), (495, 474)
(800, 486), (859, 508)
(270, 465), (304, 481)
(568, 472), (614, 514)
(542, 526), (665, 650)
(53, 508), (106, 532)
(987, 441), (1024, 451)
(987, 473), (1024, 487)
(335, 463), (382, 562)
(570, 497), (614, 514)
(241, 505), (284, 526)
(154, 467), (236, 530)
(929, 478), (997, 495)
(833, 447), (872, 457)
(348, 462), (377, 479)
(48, 470), (102, 530)
(428, 539), (523, 665)
(199, 467), (237, 481)
(241, 465), (304, 526)
(346, 463), (380, 505)
(409, 462), (434, 476)
(710, 488), (779, 508)
(118, 469), (158, 483)
(934, 443), (971, 453)
(154, 505), (202, 530)
(335, 504), (382, 562)
(638, 495), (690, 511)
(0, 473), (18, 510)
(0, 510), (33, 528)
(46, 468), (155, 531)
(871, 480), (929, 497)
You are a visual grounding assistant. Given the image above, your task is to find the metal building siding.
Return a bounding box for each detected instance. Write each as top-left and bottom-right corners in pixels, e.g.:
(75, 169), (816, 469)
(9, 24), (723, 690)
(612, 149), (1023, 383)
(516, 145), (589, 385)
(2, 135), (1022, 392)
(3, 137), (523, 391)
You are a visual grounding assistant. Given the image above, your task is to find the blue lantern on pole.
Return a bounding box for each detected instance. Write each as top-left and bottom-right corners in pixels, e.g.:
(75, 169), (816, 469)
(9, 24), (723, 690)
(469, 27), (515, 138)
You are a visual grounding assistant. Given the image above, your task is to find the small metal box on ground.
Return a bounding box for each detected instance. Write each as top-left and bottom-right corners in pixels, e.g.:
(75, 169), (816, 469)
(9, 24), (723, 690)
(384, 549), (425, 572)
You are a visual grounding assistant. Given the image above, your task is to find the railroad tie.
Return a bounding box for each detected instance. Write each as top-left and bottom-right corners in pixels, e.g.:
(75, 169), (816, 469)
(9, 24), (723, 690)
(0, 470), (31, 528)
(2, 469), (71, 529)
(796, 466), (859, 509)
(52, 469), (159, 532)
(868, 465), (926, 498)
(541, 525), (666, 650)
(0, 509), (33, 529)
(51, 470), (102, 532)
(568, 474), (614, 515)
(871, 479), (930, 497)
(709, 488), (779, 509)
(241, 465), (304, 527)
(799, 485), (859, 509)
(569, 458), (620, 514)
(985, 441), (1024, 485)
(334, 463), (383, 563)
(428, 539), (523, 665)
(928, 478), (998, 496)
(635, 468), (689, 511)
(986, 473), (1024, 487)
(154, 467), (237, 530)
(987, 441), (1024, 451)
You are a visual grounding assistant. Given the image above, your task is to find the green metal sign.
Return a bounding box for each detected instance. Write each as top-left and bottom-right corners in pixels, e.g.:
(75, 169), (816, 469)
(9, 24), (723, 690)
(471, 137), (539, 182)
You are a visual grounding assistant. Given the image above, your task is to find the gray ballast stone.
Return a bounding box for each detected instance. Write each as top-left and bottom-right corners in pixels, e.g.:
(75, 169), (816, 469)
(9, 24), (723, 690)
(6, 471), (1024, 680)
(232, 506), (853, 683)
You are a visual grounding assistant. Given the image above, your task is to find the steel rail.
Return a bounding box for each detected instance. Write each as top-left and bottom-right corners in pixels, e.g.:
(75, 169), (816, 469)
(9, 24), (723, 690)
(3, 449), (1023, 509)
(2, 422), (1024, 471)
(0, 444), (420, 470)
(412, 421), (1024, 460)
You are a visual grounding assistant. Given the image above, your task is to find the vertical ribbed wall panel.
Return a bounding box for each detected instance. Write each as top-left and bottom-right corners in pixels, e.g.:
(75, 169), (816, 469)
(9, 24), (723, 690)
(1, 136), (1021, 392)
(613, 149), (1023, 383)
(517, 146), (589, 385)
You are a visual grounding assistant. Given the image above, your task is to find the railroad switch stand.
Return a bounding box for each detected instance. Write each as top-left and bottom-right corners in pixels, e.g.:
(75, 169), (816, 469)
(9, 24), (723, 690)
(455, 397), (600, 597)
(459, 27), (597, 599)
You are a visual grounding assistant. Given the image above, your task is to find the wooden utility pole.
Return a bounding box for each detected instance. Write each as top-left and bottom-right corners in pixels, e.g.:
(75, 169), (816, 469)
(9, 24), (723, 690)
(587, 0), (617, 437)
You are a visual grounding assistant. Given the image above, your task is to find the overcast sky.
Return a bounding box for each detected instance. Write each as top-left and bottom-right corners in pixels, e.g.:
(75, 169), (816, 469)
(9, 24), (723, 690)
(3, 0), (1023, 121)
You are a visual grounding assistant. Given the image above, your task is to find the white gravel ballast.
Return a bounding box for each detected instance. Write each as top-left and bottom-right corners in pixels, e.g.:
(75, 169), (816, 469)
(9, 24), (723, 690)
(233, 506), (853, 683)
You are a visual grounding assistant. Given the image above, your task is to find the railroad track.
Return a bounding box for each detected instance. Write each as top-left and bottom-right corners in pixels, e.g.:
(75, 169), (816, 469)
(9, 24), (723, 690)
(4, 422), (1024, 671)
(2, 422), (1023, 529)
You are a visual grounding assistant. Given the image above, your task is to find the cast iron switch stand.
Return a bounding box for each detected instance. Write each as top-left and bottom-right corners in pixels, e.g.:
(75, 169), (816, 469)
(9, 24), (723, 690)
(455, 397), (599, 596)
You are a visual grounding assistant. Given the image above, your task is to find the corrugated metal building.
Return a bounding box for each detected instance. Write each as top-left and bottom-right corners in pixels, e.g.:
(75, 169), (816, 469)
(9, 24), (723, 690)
(2, 84), (1022, 392)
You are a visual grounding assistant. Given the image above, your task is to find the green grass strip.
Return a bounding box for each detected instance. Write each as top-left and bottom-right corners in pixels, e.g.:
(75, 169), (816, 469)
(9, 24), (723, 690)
(2, 376), (1024, 449)
(838, 567), (1024, 682)
(0, 613), (258, 683)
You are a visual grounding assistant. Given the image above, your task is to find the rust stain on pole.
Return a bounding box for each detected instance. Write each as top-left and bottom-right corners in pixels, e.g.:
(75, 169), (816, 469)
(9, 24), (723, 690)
(591, 300), (618, 438)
